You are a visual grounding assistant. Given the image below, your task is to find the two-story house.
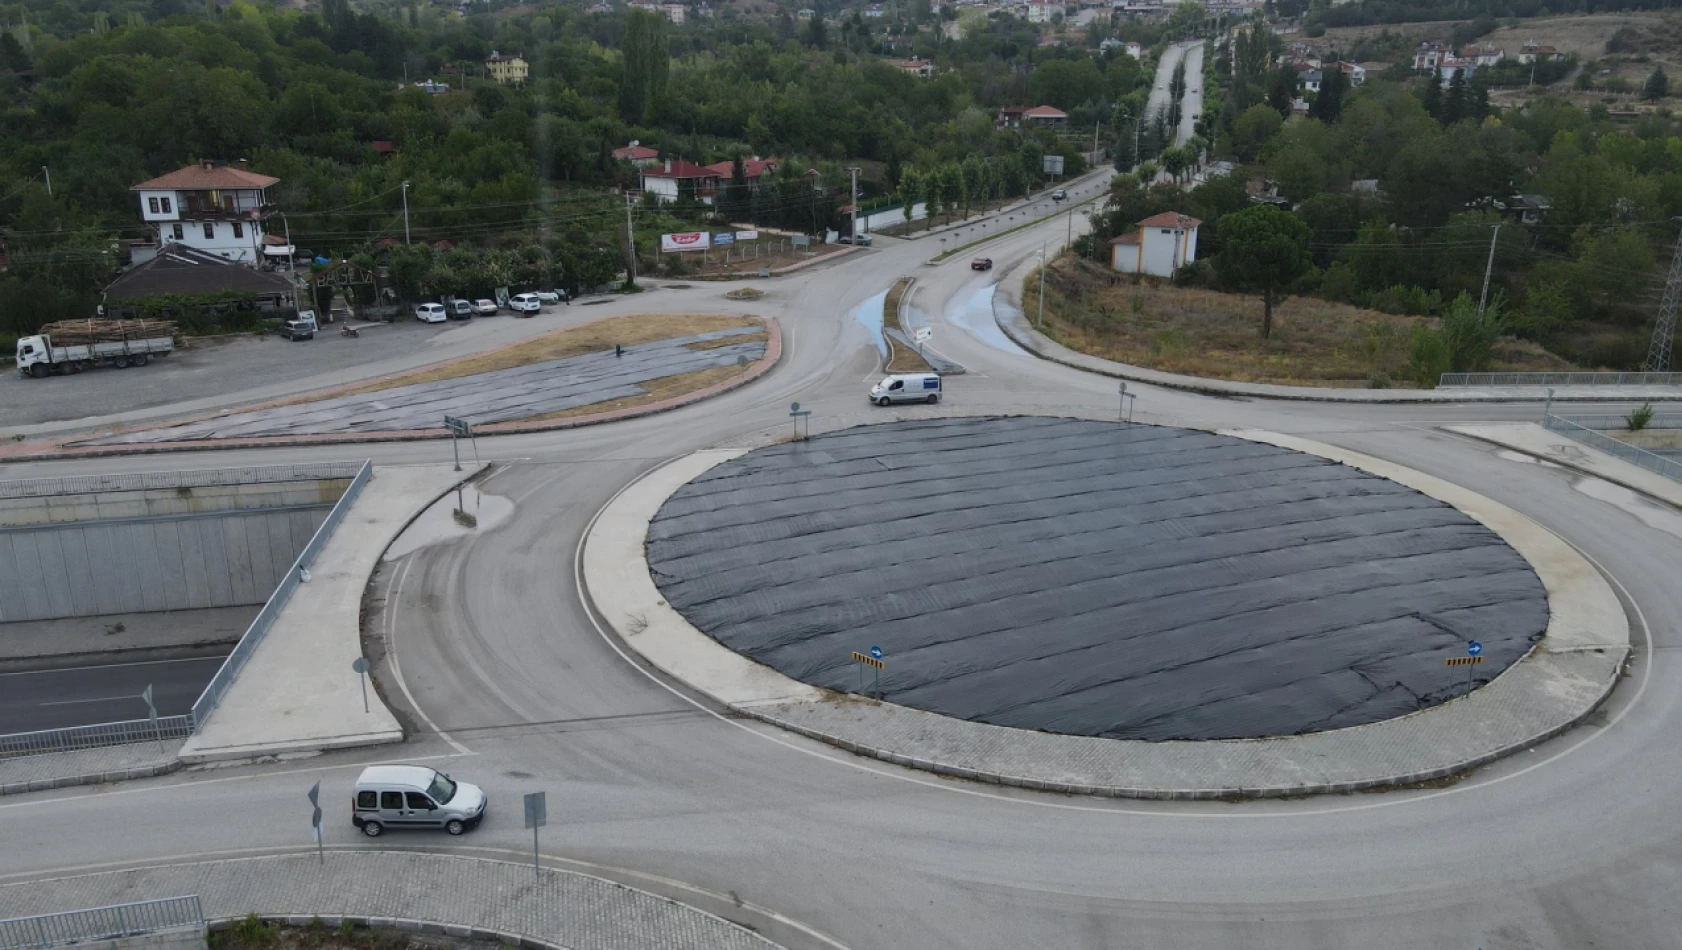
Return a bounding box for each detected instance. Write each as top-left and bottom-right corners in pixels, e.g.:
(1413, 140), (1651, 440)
(485, 51), (528, 84)
(132, 160), (276, 264)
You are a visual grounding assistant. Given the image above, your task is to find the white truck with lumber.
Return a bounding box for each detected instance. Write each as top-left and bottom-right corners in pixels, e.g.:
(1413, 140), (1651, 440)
(15, 319), (178, 379)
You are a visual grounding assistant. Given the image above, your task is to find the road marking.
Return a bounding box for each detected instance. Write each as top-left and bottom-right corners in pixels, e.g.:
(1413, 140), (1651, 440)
(383, 556), (471, 755)
(572, 458), (1656, 820)
(0, 657), (227, 678)
(38, 696), (149, 706)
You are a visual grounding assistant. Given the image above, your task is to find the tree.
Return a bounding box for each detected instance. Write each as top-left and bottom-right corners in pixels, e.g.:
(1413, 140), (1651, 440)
(1215, 205), (1311, 339)
(1644, 66), (1669, 101)
(1443, 68), (1467, 125)
(1420, 73), (1443, 121)
(620, 10), (669, 124)
(896, 168), (924, 230)
(1266, 64), (1296, 117)
(804, 14), (828, 50)
(1159, 145), (1189, 184)
(1229, 104), (1282, 163)
(1308, 69), (1345, 122)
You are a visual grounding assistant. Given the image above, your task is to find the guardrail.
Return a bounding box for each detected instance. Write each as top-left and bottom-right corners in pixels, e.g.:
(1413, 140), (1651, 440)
(1544, 414), (1682, 483)
(0, 716), (193, 760)
(0, 896), (204, 950)
(1541, 414), (1682, 431)
(0, 462), (366, 500)
(1440, 371), (1682, 387)
(190, 459), (373, 732)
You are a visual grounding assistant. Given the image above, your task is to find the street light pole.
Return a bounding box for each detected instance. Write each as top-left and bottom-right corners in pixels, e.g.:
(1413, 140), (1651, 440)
(401, 180), (411, 245)
(846, 166), (861, 242)
(41, 166), (51, 197)
(1037, 242), (1047, 329)
(280, 212), (300, 315)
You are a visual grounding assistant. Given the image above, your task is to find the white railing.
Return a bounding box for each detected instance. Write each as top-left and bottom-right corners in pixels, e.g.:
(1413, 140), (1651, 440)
(1439, 371), (1681, 387)
(1543, 414), (1682, 483)
(0, 896), (203, 950)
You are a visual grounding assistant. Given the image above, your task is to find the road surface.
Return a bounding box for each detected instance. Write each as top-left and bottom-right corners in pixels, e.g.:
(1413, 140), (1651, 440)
(0, 657), (222, 733)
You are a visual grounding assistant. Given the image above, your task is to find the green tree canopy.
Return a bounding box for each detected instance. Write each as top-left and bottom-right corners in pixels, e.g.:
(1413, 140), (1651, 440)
(1214, 205), (1311, 339)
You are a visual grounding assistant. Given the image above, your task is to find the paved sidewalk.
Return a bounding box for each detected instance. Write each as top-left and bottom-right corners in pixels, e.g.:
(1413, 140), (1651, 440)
(0, 742), (181, 795)
(1447, 422), (1682, 506)
(585, 416), (1629, 798)
(180, 464), (481, 763)
(0, 852), (784, 950)
(991, 278), (1682, 404)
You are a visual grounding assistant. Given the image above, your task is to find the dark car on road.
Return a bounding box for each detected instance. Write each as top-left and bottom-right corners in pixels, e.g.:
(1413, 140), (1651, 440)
(971, 258), (993, 271)
(1052, 189), (1067, 201)
(279, 320), (315, 341)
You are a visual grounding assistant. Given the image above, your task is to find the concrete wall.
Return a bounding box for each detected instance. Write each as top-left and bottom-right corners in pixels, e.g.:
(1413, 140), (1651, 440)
(0, 506), (330, 622)
(0, 479), (351, 528)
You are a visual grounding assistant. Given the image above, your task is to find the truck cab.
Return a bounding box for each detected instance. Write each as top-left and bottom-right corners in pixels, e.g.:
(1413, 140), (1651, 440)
(15, 336), (48, 377)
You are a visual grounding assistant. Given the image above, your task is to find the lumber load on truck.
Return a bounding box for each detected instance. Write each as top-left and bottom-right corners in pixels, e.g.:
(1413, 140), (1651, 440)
(36, 319), (181, 345)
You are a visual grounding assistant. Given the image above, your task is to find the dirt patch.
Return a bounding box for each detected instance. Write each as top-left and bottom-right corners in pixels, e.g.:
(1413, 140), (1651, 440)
(293, 313), (760, 402)
(1027, 256), (1571, 387)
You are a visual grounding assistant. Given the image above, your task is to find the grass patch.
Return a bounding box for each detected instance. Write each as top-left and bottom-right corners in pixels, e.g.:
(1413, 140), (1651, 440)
(212, 919), (501, 950)
(1027, 257), (1572, 386)
(517, 361), (758, 423)
(881, 277), (933, 373)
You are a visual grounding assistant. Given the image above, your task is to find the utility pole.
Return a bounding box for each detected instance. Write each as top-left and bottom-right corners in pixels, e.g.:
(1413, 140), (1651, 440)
(1477, 223), (1501, 314)
(400, 180), (411, 245)
(624, 193), (637, 287)
(41, 166), (50, 196)
(846, 166), (861, 242)
(281, 213), (300, 314)
(1645, 219), (1682, 372)
(1066, 201), (1074, 250)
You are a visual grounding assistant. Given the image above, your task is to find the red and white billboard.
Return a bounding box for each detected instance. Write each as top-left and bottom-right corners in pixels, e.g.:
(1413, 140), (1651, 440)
(661, 231), (711, 252)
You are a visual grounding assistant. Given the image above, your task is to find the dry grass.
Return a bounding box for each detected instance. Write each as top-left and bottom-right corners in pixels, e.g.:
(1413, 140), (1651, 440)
(299, 313), (759, 402)
(881, 276), (933, 373)
(1028, 257), (1569, 387)
(516, 361), (753, 423)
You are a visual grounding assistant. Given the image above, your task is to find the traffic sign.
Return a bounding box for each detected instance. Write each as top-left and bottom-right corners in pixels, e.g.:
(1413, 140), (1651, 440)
(524, 791), (547, 829)
(1467, 641), (1483, 657)
(1445, 656), (1484, 667)
(913, 327), (932, 343)
(869, 645), (883, 660)
(308, 780), (324, 862)
(443, 415), (471, 438)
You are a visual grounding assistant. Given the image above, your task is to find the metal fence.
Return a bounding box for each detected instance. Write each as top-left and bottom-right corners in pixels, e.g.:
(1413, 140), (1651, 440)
(0, 716), (193, 760)
(1439, 371), (1682, 387)
(0, 462), (366, 500)
(1544, 414), (1682, 483)
(1540, 414), (1682, 431)
(190, 459), (373, 731)
(0, 896), (204, 950)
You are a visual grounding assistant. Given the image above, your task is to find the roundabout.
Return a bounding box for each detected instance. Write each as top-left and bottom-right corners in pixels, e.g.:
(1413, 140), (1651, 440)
(587, 414), (1629, 797)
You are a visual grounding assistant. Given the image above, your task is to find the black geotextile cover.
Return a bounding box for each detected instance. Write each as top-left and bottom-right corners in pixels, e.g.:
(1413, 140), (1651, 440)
(646, 417), (1548, 740)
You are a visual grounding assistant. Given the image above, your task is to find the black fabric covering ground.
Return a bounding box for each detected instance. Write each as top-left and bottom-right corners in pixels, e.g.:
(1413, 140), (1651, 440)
(647, 417), (1548, 740)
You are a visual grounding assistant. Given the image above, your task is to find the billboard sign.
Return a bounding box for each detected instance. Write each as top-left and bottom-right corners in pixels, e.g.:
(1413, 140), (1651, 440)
(736, 230), (759, 241)
(1043, 154), (1065, 175)
(713, 232), (736, 246)
(661, 231), (711, 252)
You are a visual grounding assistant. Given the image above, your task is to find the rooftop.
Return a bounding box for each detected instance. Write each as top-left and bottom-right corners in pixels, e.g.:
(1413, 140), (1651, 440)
(132, 161), (279, 192)
(103, 246), (298, 302)
(1137, 211), (1202, 229)
(644, 159), (721, 179)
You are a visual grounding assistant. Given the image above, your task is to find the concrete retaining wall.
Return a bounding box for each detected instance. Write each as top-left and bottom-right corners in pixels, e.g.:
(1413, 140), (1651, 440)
(0, 479), (351, 528)
(0, 507), (331, 622)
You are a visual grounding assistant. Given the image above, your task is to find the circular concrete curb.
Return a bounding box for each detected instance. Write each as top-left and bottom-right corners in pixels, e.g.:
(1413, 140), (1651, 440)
(581, 412), (1632, 799)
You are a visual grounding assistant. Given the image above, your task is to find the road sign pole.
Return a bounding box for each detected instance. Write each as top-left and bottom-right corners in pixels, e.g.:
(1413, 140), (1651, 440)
(524, 791), (547, 879)
(451, 432), (461, 472)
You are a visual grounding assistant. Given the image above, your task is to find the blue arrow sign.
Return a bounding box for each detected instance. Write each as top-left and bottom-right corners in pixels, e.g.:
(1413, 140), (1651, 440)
(869, 645), (883, 660)
(1467, 641), (1483, 657)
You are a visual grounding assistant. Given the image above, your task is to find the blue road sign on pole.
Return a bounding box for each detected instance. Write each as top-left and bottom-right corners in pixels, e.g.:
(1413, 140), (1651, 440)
(869, 645), (883, 660)
(1468, 641), (1483, 657)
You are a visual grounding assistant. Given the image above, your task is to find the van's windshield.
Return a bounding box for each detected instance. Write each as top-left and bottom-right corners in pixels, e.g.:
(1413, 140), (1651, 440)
(426, 772), (457, 804)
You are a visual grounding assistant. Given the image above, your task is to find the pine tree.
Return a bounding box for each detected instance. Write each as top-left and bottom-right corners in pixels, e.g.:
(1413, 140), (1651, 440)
(1420, 72), (1443, 120)
(1644, 66), (1669, 101)
(1443, 68), (1467, 124)
(1266, 64), (1296, 117)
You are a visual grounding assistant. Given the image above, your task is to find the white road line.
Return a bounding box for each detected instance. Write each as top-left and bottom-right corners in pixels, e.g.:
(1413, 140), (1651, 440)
(571, 458), (1655, 820)
(383, 556), (471, 755)
(0, 657), (226, 678)
(38, 696), (146, 706)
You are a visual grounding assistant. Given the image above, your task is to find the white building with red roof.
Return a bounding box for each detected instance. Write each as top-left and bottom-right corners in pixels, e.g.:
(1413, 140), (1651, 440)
(612, 141), (661, 167)
(132, 159), (278, 264)
(702, 156), (779, 188)
(1109, 211), (1200, 278)
(639, 159), (722, 203)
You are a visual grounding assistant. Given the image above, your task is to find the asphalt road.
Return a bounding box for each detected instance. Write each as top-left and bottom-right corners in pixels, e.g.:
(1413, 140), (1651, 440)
(0, 656), (222, 732)
(2, 189), (1681, 950)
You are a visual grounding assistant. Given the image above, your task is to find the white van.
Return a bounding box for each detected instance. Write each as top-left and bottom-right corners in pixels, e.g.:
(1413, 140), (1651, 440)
(351, 765), (486, 837)
(870, 373), (941, 406)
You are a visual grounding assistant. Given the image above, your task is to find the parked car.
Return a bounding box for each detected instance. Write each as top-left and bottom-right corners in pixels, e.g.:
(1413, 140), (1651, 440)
(839, 233), (873, 246)
(279, 320), (315, 341)
(351, 765), (486, 837)
(971, 257), (993, 271)
(445, 299), (474, 320)
(870, 373), (941, 406)
(1051, 189), (1067, 201)
(533, 289), (568, 305)
(471, 299), (498, 316)
(508, 293), (543, 315)
(415, 303), (447, 323)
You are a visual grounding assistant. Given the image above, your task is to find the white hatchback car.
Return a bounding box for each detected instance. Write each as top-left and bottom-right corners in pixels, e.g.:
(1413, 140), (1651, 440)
(415, 303), (447, 323)
(507, 293), (543, 315)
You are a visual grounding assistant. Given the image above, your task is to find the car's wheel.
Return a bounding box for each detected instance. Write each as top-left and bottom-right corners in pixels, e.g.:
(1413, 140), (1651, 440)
(361, 821), (383, 837)
(877, 396), (890, 407)
(445, 819), (465, 836)
(927, 394), (938, 404)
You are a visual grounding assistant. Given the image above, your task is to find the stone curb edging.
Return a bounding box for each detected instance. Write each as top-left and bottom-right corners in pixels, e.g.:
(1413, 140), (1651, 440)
(990, 276), (1682, 404)
(582, 414), (1631, 800)
(0, 759), (182, 797)
(212, 915), (573, 950)
(1, 319), (784, 464)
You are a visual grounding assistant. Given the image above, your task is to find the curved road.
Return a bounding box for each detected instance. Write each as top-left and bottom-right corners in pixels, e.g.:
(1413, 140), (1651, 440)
(2, 196), (1681, 950)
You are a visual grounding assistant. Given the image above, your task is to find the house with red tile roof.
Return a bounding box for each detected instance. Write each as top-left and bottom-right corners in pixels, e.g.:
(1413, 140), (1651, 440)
(132, 160), (279, 265)
(640, 159), (722, 203)
(1109, 212), (1200, 278)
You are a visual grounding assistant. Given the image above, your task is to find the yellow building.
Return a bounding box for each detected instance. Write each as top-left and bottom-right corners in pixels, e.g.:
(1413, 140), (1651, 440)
(485, 51), (528, 85)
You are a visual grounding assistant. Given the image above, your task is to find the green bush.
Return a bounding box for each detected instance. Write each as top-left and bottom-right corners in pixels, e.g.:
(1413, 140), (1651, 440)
(1407, 323), (1453, 388)
(1438, 292), (1505, 372)
(1627, 401), (1655, 431)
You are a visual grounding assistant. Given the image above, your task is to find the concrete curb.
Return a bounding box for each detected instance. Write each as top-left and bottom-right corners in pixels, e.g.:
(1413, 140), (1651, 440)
(212, 915), (575, 950)
(0, 319), (784, 463)
(1445, 423), (1682, 511)
(582, 413), (1631, 799)
(990, 278), (1682, 404)
(0, 759), (182, 797)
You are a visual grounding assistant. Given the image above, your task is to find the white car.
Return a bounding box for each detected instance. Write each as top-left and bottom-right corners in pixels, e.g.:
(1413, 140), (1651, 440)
(507, 293), (543, 315)
(471, 298), (498, 316)
(415, 303), (447, 323)
(533, 290), (567, 305)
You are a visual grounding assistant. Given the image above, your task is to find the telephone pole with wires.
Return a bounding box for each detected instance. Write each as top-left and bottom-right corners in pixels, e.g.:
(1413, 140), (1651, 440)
(1645, 219), (1682, 372)
(400, 180), (411, 245)
(624, 194), (638, 287)
(1477, 223), (1501, 314)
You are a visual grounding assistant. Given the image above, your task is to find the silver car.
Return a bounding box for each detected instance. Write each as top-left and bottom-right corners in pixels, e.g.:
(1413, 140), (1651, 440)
(351, 765), (487, 837)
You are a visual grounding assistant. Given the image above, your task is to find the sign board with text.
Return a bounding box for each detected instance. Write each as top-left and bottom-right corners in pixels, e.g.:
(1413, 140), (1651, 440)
(736, 230), (759, 241)
(713, 232), (736, 246)
(661, 231), (711, 252)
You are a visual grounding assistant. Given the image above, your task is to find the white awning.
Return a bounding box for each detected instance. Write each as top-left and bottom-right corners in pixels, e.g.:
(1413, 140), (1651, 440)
(263, 244), (296, 257)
